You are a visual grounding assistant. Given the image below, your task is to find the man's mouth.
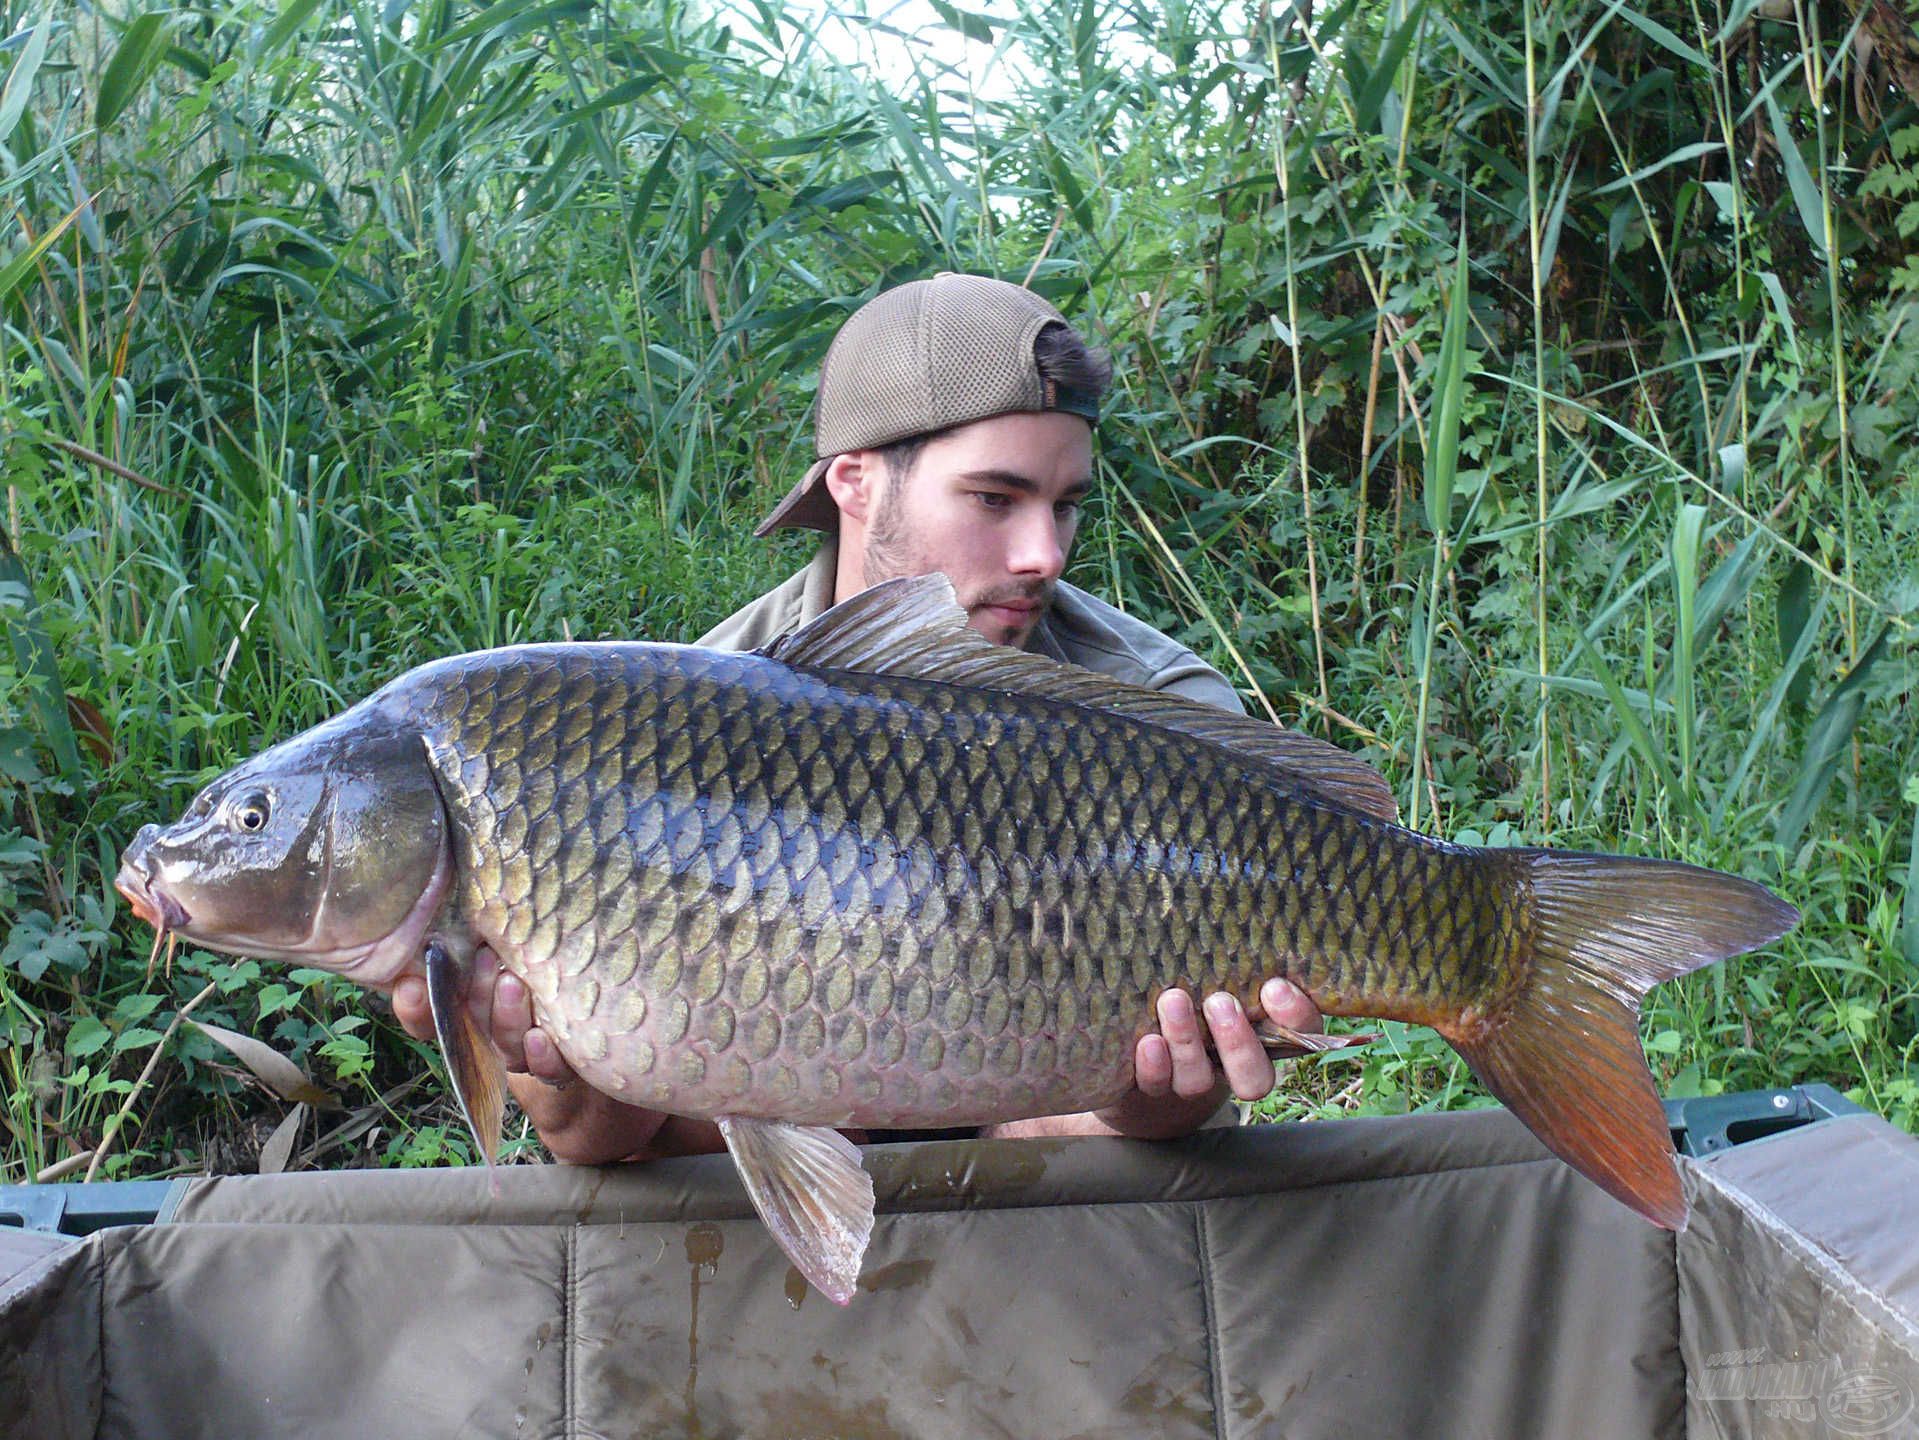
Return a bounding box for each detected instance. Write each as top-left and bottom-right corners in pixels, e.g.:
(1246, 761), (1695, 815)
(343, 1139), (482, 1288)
(973, 589), (1049, 629)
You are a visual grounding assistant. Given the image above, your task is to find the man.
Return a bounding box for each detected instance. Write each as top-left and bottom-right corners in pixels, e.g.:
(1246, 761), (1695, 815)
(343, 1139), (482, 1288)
(392, 274), (1322, 1162)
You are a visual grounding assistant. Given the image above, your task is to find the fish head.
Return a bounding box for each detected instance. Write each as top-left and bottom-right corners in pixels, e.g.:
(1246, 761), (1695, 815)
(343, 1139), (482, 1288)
(116, 716), (450, 985)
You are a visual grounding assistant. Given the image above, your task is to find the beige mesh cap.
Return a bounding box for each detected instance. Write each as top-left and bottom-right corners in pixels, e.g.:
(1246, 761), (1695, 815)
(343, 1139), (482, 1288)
(756, 273), (1101, 536)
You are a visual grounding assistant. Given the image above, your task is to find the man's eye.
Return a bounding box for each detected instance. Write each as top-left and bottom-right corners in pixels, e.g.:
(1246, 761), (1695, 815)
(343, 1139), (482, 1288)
(1055, 499), (1081, 518)
(973, 492), (1012, 510)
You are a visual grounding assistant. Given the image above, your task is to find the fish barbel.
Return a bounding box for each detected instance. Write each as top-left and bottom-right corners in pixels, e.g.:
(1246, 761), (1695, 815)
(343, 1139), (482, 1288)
(116, 574), (1797, 1302)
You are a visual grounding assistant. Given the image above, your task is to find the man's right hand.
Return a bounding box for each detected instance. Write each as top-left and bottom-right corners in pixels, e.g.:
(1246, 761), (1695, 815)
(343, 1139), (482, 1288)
(388, 952), (721, 1164)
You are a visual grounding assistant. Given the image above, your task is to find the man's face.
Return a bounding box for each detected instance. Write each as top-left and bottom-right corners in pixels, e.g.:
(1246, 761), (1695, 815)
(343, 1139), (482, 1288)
(860, 411), (1093, 647)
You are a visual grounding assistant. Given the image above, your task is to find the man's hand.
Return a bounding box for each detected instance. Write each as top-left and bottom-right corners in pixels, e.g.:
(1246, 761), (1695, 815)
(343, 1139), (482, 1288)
(386, 951), (715, 1164)
(983, 978), (1322, 1141)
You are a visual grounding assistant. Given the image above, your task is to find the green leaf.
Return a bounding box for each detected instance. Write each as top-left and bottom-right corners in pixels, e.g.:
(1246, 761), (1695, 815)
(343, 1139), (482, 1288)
(1669, 501), (1707, 785)
(794, 172), (898, 214)
(624, 129), (680, 242)
(428, 0), (581, 51)
(553, 74), (667, 130)
(0, 534), (79, 777)
(0, 827), (40, 866)
(112, 992), (163, 1023)
(0, 195), (81, 313)
(1692, 522), (1763, 648)
(1715, 593), (1827, 828)
(0, 7), (53, 147)
(1615, 6), (1707, 68)
(260, 0), (327, 55)
(1902, 796), (1918, 973)
(0, 726), (40, 784)
(928, 0), (995, 43)
(1776, 558), (1814, 716)
(1424, 230), (1470, 535)
(1575, 628), (1693, 821)
(113, 1026), (166, 1053)
(96, 12), (172, 131)
(1536, 163), (1577, 291)
(1763, 91), (1826, 258)
(1757, 271), (1801, 364)
(66, 1016), (110, 1059)
(1352, 0), (1429, 133)
(1590, 140), (1720, 196)
(1774, 626), (1891, 854)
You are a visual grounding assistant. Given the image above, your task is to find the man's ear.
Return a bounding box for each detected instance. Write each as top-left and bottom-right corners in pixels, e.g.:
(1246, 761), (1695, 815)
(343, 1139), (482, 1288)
(822, 451), (881, 526)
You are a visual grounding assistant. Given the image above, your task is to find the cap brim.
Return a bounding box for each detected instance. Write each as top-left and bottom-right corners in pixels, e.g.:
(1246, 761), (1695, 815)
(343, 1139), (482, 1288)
(754, 456), (838, 537)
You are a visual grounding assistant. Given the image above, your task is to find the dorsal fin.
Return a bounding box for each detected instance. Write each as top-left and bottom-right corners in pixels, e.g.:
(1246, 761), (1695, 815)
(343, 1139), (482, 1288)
(760, 574), (1398, 822)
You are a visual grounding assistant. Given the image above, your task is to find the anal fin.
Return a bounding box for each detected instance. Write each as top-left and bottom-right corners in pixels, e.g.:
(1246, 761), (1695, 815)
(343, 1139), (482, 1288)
(1257, 1022), (1376, 1062)
(718, 1116), (875, 1306)
(425, 938), (507, 1170)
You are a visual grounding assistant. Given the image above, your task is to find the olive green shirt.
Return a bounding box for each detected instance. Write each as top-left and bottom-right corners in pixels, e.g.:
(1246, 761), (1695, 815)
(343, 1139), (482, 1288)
(697, 538), (1245, 715)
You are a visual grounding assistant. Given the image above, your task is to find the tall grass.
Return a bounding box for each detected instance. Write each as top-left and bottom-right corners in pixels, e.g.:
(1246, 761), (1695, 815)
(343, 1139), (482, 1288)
(0, 0), (1913, 1181)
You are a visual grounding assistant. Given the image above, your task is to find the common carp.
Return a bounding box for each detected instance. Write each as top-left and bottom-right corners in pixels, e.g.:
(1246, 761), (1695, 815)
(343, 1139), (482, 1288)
(116, 574), (1797, 1302)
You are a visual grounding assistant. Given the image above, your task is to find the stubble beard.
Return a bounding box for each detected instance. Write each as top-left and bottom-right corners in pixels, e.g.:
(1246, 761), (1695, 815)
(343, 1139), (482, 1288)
(863, 470), (1055, 646)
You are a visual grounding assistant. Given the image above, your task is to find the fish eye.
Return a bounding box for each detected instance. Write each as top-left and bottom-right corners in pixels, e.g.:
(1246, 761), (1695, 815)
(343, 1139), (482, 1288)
(233, 792), (272, 832)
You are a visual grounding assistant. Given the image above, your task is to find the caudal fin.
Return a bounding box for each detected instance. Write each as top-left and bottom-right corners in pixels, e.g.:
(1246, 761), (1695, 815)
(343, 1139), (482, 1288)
(1439, 852), (1798, 1230)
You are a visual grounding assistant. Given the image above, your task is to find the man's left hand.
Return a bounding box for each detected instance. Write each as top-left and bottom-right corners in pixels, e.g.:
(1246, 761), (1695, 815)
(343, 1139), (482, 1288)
(982, 978), (1321, 1141)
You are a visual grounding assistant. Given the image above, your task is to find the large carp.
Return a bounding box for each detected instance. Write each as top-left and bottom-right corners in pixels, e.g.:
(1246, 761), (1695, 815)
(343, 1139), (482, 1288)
(117, 575), (1796, 1302)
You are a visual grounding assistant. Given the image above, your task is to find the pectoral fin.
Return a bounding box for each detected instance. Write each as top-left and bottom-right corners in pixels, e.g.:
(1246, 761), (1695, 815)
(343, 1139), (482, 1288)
(424, 938), (506, 1168)
(1257, 1022), (1377, 1062)
(718, 1115), (875, 1306)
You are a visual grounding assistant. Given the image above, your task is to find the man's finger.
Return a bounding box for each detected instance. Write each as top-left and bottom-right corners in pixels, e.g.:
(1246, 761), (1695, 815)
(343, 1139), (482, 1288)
(391, 975), (435, 1044)
(1261, 978), (1321, 1032)
(489, 971), (533, 1073)
(523, 1028), (581, 1087)
(1203, 992), (1279, 1102)
(1156, 989), (1215, 1099)
(1134, 1033), (1173, 1096)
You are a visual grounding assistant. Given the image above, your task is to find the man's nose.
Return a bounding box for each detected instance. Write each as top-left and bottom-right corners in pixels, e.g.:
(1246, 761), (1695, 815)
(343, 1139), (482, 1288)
(1008, 512), (1066, 580)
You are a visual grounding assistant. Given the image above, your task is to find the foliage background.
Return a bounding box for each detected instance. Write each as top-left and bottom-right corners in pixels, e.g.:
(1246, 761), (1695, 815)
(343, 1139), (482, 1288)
(0, 0), (1914, 1181)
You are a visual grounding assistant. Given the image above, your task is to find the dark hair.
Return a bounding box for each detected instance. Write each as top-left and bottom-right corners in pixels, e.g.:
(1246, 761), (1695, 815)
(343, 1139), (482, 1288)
(875, 321), (1110, 482)
(875, 433), (931, 481)
(1033, 320), (1113, 396)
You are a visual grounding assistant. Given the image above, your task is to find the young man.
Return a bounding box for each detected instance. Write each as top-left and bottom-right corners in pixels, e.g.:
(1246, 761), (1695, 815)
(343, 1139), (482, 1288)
(392, 274), (1322, 1162)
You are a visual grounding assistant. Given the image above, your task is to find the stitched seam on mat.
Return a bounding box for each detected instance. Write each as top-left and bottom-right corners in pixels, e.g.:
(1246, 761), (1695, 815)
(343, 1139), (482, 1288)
(1195, 1203), (1226, 1440)
(1695, 1165), (1919, 1364)
(868, 1151), (1563, 1217)
(1669, 1211), (1687, 1440)
(565, 1225), (578, 1440)
(92, 1239), (106, 1440)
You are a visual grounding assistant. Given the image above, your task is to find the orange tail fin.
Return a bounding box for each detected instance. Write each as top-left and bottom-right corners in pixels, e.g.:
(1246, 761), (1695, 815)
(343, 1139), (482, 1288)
(1440, 852), (1797, 1229)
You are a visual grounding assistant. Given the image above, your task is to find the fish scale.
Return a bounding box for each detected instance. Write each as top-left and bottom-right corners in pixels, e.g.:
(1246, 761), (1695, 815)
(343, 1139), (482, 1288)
(408, 643), (1513, 1128)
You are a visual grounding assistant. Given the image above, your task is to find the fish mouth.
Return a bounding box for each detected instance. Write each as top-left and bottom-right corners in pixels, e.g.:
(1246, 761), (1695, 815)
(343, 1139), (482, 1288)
(115, 866), (191, 933)
(115, 860), (193, 980)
